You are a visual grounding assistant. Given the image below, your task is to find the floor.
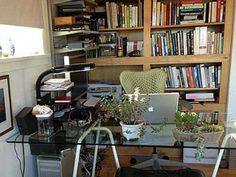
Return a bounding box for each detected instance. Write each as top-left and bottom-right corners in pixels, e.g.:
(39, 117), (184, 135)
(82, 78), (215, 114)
(98, 147), (236, 177)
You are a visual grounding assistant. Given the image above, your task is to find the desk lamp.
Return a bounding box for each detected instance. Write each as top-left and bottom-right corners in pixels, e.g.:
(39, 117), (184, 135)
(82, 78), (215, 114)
(36, 63), (95, 105)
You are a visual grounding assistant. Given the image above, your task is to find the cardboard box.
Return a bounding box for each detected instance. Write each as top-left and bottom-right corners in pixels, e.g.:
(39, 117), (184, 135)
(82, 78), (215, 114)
(183, 142), (218, 164)
(54, 16), (76, 26)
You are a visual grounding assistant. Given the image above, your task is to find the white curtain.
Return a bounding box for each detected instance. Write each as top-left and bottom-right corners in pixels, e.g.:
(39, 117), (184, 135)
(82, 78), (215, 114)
(0, 0), (44, 28)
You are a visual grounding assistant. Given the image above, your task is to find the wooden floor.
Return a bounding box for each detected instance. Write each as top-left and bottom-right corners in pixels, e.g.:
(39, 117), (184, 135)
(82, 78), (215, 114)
(98, 147), (236, 177)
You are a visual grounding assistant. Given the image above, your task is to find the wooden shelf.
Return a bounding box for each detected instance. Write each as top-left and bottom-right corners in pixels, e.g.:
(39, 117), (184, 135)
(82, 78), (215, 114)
(151, 22), (225, 30)
(55, 46), (98, 54)
(181, 103), (225, 113)
(53, 30), (99, 37)
(99, 27), (144, 32)
(88, 54), (229, 66)
(51, 0), (97, 6)
(165, 88), (219, 92)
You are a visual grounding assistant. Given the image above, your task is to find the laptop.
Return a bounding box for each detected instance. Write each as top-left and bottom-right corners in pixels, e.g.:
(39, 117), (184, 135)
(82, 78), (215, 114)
(128, 93), (179, 124)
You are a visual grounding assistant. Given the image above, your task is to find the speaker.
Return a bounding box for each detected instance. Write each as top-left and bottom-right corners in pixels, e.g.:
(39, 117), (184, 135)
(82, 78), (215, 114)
(15, 107), (37, 135)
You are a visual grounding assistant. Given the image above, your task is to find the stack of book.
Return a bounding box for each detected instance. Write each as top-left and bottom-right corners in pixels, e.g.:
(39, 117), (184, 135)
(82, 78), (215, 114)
(151, 27), (223, 56)
(54, 0), (95, 31)
(185, 92), (215, 102)
(179, 1), (205, 24)
(105, 1), (143, 28)
(41, 78), (74, 91)
(151, 0), (225, 26)
(161, 64), (221, 88)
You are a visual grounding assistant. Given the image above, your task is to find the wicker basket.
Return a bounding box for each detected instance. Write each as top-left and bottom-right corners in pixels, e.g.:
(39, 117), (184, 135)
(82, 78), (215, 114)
(172, 128), (224, 143)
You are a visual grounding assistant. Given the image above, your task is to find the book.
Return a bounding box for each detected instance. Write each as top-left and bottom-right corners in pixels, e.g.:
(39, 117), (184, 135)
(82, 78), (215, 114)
(186, 92), (214, 100)
(54, 96), (72, 103)
(199, 27), (208, 54)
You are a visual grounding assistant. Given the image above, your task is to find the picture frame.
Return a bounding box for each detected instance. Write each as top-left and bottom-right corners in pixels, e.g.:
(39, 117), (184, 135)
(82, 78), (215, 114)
(0, 75), (13, 136)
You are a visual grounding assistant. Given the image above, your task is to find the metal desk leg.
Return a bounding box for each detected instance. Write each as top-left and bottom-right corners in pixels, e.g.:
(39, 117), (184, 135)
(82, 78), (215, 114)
(72, 121), (99, 177)
(92, 127), (121, 169)
(91, 122), (101, 177)
(212, 134), (236, 177)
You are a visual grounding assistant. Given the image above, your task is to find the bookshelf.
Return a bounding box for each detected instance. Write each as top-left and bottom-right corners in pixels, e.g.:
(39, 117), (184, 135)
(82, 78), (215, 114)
(87, 0), (234, 119)
(49, 0), (99, 66)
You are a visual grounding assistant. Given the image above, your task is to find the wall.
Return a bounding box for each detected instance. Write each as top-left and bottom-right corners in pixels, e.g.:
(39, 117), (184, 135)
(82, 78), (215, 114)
(227, 2), (236, 120)
(0, 55), (50, 177)
(0, 1), (51, 177)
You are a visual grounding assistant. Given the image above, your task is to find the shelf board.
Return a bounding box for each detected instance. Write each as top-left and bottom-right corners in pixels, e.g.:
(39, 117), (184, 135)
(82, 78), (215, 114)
(151, 22), (225, 30)
(55, 46), (98, 54)
(99, 27), (144, 32)
(87, 54), (229, 66)
(165, 88), (219, 92)
(40, 82), (74, 92)
(53, 30), (99, 37)
(51, 0), (97, 6)
(181, 103), (225, 113)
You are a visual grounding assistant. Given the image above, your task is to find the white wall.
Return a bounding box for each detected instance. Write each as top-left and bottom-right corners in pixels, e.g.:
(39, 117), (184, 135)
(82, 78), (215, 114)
(0, 1), (51, 177)
(0, 55), (50, 177)
(227, 3), (236, 120)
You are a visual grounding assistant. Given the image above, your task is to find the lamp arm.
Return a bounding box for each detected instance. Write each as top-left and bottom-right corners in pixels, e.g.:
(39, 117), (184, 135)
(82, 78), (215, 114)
(36, 68), (56, 104)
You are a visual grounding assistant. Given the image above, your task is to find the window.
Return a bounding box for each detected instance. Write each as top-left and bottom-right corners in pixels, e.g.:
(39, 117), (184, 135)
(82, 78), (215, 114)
(0, 24), (44, 58)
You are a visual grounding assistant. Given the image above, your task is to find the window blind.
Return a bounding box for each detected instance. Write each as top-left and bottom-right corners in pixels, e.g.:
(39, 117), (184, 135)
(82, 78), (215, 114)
(0, 0), (44, 28)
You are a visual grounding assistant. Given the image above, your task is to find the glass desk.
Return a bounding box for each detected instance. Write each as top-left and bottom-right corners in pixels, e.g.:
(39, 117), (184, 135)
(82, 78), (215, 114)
(7, 119), (236, 177)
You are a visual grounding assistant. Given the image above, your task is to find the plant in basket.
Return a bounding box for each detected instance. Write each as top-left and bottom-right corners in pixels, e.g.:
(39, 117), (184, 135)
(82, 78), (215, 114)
(173, 111), (224, 160)
(99, 88), (166, 140)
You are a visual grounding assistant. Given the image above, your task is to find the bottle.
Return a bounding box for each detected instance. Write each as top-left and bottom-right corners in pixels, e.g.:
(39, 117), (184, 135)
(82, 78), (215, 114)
(0, 45), (2, 58)
(9, 38), (15, 56)
(117, 47), (123, 57)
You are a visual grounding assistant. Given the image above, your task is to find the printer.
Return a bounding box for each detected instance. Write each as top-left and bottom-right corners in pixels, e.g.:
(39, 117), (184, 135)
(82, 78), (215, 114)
(87, 83), (122, 99)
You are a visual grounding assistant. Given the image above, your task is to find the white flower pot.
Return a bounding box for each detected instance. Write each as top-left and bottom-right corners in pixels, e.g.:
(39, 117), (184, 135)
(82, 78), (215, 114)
(120, 122), (144, 140)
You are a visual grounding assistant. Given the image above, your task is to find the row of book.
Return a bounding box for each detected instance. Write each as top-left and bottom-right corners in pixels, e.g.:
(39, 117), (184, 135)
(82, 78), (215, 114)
(160, 64), (221, 88)
(198, 112), (219, 124)
(152, 0), (225, 26)
(105, 1), (143, 29)
(151, 27), (224, 56)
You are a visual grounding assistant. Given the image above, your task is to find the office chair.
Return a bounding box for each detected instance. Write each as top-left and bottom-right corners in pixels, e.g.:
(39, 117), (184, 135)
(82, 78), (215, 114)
(115, 167), (206, 177)
(120, 68), (187, 169)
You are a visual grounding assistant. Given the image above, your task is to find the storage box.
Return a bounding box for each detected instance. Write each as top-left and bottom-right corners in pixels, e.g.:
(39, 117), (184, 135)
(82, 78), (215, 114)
(54, 16), (76, 26)
(183, 142), (219, 164)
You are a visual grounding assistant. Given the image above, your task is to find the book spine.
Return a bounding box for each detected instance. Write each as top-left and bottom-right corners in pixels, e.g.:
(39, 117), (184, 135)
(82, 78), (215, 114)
(187, 66), (195, 88)
(156, 2), (161, 26)
(105, 2), (111, 28)
(152, 0), (157, 26)
(200, 64), (207, 88)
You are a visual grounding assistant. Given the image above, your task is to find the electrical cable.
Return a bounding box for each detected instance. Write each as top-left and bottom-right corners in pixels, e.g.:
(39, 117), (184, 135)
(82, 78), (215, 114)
(22, 135), (25, 177)
(14, 134), (23, 177)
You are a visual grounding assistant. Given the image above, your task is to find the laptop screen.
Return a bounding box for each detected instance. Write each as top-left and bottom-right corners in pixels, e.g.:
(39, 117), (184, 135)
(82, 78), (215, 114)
(126, 93), (179, 124)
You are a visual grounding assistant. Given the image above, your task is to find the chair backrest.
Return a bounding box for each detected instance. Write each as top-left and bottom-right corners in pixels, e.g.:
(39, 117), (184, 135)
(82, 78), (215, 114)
(119, 68), (167, 94)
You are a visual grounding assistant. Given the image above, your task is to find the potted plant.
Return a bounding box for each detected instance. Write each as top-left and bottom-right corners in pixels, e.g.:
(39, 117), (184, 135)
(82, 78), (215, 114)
(99, 89), (150, 140)
(172, 111), (224, 160)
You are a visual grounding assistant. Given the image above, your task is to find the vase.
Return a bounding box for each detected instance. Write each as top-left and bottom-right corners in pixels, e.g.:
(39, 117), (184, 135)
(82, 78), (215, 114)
(120, 122), (144, 140)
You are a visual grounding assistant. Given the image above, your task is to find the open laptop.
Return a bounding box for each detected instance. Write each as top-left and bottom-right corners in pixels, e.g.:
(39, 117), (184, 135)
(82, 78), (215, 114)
(130, 93), (179, 124)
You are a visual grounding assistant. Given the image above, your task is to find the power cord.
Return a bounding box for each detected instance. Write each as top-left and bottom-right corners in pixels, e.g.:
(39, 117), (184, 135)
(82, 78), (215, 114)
(14, 134), (25, 177)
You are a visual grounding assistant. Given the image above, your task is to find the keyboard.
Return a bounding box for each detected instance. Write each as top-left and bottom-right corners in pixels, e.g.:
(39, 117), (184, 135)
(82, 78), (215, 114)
(83, 97), (100, 107)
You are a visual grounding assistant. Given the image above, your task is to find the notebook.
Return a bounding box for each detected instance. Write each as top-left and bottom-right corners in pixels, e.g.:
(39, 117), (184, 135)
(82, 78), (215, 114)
(127, 93), (179, 124)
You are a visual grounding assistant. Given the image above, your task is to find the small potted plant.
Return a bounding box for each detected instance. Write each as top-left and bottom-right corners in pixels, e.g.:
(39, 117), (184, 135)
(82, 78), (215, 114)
(172, 111), (224, 160)
(100, 89), (149, 140)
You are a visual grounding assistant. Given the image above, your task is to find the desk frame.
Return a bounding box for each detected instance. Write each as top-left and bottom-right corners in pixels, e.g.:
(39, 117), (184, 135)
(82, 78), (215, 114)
(72, 120), (120, 177)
